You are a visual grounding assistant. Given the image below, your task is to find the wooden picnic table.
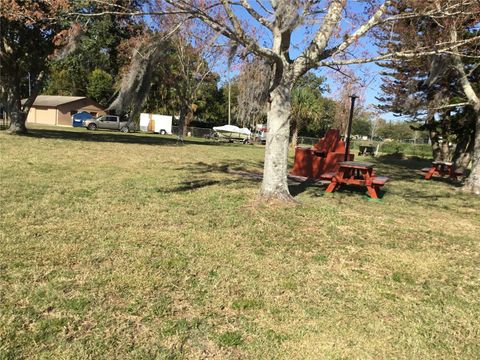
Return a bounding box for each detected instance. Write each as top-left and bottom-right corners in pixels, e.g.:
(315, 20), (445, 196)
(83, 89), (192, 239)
(422, 161), (463, 180)
(325, 161), (389, 199)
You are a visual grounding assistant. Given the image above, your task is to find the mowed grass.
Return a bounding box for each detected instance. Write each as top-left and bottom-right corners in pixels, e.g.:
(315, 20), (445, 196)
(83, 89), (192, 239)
(1, 125), (479, 359)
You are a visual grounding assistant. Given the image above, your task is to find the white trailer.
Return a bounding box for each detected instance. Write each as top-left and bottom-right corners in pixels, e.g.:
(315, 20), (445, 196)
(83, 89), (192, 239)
(139, 113), (173, 134)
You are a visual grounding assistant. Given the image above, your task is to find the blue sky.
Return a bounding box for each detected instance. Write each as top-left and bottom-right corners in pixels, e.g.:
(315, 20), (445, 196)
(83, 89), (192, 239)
(208, 0), (399, 121)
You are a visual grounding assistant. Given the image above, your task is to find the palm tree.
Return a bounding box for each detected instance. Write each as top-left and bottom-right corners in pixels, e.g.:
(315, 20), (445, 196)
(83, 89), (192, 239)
(290, 88), (322, 147)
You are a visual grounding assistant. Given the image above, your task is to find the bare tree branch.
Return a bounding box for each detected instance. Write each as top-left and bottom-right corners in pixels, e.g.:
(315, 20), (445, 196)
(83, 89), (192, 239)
(238, 0), (273, 29)
(434, 102), (470, 110)
(450, 27), (480, 111)
(328, 1), (391, 58)
(319, 36), (480, 67)
(293, 0), (345, 77)
(164, 0), (281, 64)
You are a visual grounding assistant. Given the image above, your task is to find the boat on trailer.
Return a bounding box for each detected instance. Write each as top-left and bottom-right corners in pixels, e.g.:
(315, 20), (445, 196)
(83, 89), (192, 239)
(212, 125), (251, 142)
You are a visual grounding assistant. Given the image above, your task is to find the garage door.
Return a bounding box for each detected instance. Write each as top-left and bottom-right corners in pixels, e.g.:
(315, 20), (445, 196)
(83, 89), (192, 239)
(35, 108), (56, 125)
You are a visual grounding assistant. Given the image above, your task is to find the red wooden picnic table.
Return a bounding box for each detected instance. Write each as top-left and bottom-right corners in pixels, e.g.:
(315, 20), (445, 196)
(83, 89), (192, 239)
(325, 161), (389, 199)
(422, 161), (463, 180)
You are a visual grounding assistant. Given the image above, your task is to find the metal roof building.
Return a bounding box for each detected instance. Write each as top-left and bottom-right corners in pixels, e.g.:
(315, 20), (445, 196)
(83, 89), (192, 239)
(25, 95), (106, 126)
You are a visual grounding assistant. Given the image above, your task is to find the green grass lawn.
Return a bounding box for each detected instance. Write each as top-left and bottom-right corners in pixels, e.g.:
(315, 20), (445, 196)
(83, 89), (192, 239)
(1, 125), (479, 359)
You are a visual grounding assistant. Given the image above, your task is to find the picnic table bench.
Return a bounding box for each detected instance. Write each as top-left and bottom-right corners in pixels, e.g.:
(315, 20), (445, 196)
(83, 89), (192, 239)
(421, 161), (464, 180)
(324, 161), (389, 199)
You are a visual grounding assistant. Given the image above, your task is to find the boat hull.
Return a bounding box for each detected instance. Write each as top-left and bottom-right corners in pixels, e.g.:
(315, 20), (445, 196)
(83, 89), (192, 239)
(214, 130), (250, 140)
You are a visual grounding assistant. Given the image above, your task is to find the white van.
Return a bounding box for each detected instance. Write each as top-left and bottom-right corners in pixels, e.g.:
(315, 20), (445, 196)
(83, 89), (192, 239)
(139, 113), (173, 134)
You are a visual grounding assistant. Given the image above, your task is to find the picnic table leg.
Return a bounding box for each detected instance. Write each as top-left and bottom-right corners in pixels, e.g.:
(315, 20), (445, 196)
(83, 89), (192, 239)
(366, 185), (379, 199)
(326, 168), (346, 194)
(325, 179), (338, 193)
(425, 167), (435, 180)
(364, 170), (379, 199)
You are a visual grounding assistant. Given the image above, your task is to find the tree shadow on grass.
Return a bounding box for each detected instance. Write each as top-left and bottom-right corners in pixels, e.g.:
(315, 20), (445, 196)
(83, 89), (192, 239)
(286, 179), (395, 203)
(288, 179), (330, 197)
(159, 160), (336, 196)
(177, 160), (265, 175)
(422, 177), (465, 188)
(288, 179), (315, 197)
(375, 159), (476, 212)
(374, 155), (466, 187)
(24, 127), (231, 147)
(160, 177), (258, 194)
(375, 155), (432, 169)
(373, 155), (432, 181)
(179, 162), (335, 199)
(388, 187), (478, 215)
(338, 184), (388, 199)
(160, 179), (225, 193)
(159, 161), (264, 193)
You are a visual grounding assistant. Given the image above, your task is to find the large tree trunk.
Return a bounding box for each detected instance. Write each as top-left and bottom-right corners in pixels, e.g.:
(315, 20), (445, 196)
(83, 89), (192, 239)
(430, 130), (443, 161)
(177, 106), (186, 141)
(426, 112), (442, 161)
(260, 82), (294, 201)
(440, 141), (451, 161)
(184, 110), (193, 137)
(5, 72), (45, 135)
(452, 130), (474, 170)
(463, 113), (480, 194)
(6, 111), (27, 135)
(450, 30), (480, 194)
(177, 104), (191, 141)
(454, 146), (472, 170)
(430, 131), (452, 161)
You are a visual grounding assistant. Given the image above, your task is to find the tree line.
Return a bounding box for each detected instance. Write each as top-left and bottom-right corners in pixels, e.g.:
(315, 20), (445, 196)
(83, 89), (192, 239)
(1, 3), (405, 139)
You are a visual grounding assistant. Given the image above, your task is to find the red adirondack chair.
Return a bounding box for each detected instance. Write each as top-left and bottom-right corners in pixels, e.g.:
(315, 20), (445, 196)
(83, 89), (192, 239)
(291, 129), (354, 180)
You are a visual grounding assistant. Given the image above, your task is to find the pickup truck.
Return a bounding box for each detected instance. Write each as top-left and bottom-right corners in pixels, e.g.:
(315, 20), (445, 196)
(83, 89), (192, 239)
(84, 115), (130, 132)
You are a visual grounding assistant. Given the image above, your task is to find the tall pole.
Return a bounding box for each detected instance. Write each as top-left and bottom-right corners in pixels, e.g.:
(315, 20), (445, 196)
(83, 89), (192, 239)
(28, 72), (32, 97)
(228, 79), (231, 125)
(228, 67), (231, 125)
(344, 94), (358, 161)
